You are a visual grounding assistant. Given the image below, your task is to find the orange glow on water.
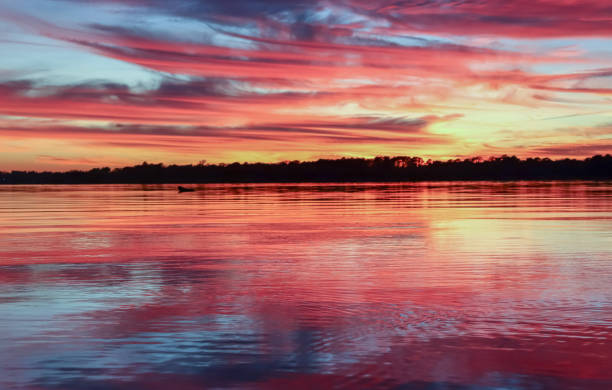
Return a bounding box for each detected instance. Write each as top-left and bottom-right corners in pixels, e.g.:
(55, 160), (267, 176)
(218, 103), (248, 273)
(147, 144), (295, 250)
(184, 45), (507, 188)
(1, 182), (611, 388)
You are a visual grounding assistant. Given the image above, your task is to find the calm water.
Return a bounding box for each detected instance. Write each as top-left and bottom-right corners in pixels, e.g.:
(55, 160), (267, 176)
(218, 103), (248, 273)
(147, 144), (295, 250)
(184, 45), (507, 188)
(1, 182), (612, 389)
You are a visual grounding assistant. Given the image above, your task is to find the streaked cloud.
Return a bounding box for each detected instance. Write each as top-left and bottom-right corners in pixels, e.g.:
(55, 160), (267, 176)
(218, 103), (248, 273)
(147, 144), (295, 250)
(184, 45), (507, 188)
(0, 0), (610, 169)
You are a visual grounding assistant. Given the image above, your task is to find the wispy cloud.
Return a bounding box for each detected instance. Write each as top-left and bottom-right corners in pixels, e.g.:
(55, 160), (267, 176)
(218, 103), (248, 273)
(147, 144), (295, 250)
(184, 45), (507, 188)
(0, 0), (610, 169)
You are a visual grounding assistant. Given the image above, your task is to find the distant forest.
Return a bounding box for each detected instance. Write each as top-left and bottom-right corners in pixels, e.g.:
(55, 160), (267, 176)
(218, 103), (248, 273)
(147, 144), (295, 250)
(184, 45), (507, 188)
(2, 155), (611, 184)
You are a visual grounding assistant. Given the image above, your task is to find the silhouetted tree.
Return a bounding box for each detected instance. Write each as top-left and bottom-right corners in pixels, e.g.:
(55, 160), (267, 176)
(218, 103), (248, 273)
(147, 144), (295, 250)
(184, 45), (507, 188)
(1, 154), (611, 184)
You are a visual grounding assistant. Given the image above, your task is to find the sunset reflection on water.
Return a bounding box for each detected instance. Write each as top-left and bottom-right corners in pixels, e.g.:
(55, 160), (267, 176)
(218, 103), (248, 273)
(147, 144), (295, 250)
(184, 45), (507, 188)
(1, 182), (612, 389)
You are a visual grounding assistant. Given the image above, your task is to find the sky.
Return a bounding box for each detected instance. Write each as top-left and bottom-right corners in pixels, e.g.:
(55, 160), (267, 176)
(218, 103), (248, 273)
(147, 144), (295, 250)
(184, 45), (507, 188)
(0, 0), (611, 170)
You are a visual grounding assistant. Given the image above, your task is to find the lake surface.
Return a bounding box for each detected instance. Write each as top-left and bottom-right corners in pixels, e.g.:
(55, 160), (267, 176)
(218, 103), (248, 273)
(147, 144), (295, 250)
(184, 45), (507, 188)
(1, 182), (611, 389)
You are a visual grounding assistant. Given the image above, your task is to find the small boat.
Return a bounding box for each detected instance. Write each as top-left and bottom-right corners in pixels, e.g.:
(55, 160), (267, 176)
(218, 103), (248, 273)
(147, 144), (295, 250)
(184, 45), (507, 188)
(177, 186), (195, 193)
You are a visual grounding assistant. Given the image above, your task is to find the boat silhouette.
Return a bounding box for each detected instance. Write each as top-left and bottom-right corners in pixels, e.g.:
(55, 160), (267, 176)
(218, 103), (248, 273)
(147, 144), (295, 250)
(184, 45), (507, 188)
(177, 186), (195, 193)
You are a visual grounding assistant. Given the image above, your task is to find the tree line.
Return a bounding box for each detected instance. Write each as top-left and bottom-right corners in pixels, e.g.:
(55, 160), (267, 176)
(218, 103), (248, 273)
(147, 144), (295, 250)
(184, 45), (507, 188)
(1, 154), (611, 184)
